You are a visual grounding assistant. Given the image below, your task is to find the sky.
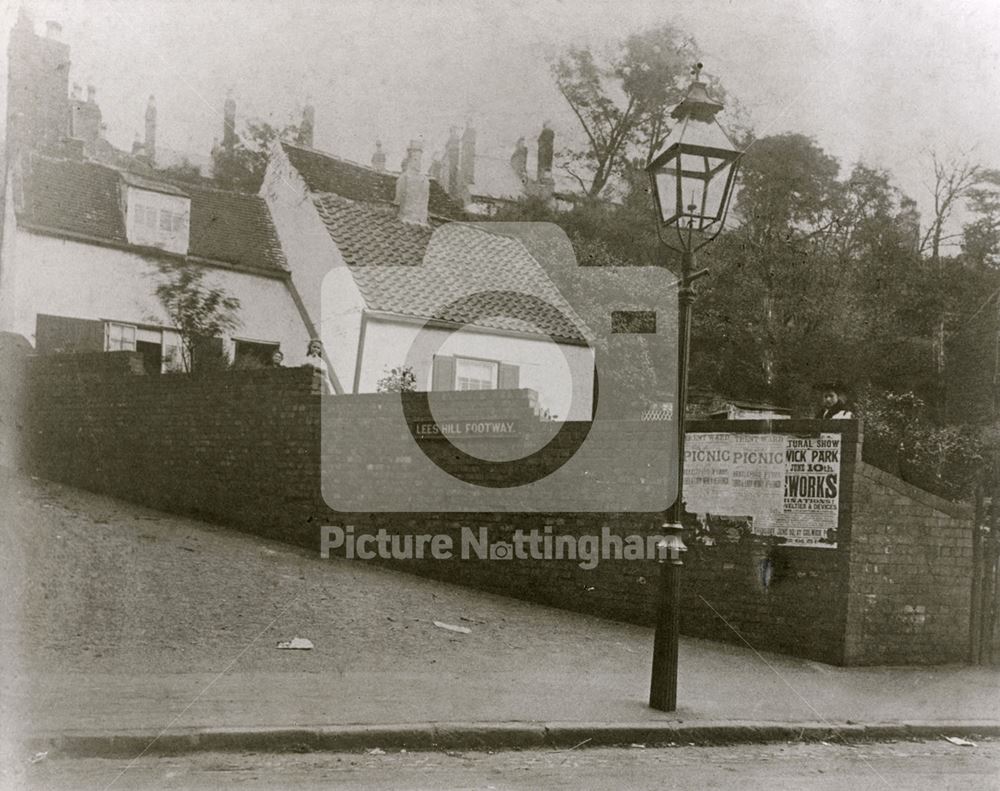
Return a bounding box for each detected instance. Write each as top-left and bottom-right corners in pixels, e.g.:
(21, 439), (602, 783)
(2, 0), (998, 237)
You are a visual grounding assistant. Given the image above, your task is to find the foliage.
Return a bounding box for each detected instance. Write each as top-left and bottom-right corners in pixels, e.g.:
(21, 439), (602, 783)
(376, 366), (417, 393)
(962, 168), (1000, 270)
(858, 389), (989, 501)
(552, 24), (710, 198)
(153, 262), (241, 373)
(494, 127), (999, 503)
(158, 159), (203, 184)
(212, 118), (306, 192)
(694, 134), (848, 402)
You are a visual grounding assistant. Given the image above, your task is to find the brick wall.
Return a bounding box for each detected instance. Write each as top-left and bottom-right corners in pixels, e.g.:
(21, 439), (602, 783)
(845, 463), (974, 664)
(20, 354), (974, 665)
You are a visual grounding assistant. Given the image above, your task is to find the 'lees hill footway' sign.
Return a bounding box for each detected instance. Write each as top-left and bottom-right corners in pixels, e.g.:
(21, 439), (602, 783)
(413, 420), (520, 439)
(684, 432), (842, 548)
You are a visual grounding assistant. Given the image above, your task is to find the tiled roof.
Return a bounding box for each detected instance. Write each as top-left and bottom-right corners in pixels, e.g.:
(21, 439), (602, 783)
(282, 142), (464, 220)
(18, 154), (287, 272)
(120, 170), (190, 197)
(312, 193), (589, 344)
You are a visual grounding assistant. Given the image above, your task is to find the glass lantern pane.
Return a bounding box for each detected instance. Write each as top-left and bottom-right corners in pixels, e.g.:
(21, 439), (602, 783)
(654, 168), (680, 223)
(679, 174), (707, 222)
(679, 149), (709, 178)
(702, 171), (728, 221)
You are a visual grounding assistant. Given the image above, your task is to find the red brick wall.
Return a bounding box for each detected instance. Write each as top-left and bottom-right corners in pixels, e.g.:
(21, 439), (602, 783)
(20, 354), (973, 665)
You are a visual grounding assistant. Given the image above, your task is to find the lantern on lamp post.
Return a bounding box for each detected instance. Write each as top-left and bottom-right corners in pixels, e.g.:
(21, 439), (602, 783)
(647, 63), (741, 713)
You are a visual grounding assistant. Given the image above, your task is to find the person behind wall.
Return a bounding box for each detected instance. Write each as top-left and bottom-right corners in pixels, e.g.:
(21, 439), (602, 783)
(304, 339), (334, 394)
(270, 348), (284, 367)
(815, 383), (854, 419)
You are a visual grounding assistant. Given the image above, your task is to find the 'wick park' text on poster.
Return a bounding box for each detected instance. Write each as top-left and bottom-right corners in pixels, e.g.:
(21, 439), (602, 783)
(683, 432), (841, 548)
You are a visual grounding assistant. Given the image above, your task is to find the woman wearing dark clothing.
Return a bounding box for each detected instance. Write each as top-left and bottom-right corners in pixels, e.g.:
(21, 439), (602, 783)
(815, 384), (853, 419)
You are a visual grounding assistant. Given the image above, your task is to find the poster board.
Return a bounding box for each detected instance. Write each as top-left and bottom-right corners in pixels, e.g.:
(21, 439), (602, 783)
(684, 432), (841, 548)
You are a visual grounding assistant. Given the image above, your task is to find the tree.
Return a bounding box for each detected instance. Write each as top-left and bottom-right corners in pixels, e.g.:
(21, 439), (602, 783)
(552, 25), (707, 199)
(153, 262), (241, 372)
(212, 118), (306, 192)
(712, 133), (843, 394)
(962, 168), (1000, 270)
(919, 152), (982, 265)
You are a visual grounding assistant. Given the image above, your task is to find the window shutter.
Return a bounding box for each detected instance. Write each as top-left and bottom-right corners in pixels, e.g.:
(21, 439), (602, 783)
(498, 363), (520, 389)
(431, 355), (456, 390)
(35, 314), (105, 354)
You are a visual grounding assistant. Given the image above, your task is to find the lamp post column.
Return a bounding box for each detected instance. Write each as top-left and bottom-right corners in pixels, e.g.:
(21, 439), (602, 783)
(649, 248), (695, 712)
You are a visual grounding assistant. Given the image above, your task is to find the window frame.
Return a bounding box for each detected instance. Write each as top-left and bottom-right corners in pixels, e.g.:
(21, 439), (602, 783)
(453, 355), (500, 391)
(103, 320), (183, 373)
(125, 187), (191, 254)
(233, 338), (281, 369)
(105, 321), (137, 352)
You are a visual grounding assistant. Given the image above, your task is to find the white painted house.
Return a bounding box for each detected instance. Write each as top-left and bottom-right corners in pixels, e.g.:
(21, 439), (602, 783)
(0, 152), (314, 372)
(0, 12), (315, 373)
(263, 140), (596, 419)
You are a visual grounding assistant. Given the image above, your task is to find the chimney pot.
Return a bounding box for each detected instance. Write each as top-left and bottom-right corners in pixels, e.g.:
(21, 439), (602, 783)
(371, 140), (386, 172)
(511, 137), (528, 178)
(444, 128), (461, 198)
(223, 90), (237, 150)
(145, 95), (157, 165)
(537, 124), (555, 182)
(460, 125), (476, 188)
(406, 139), (423, 172)
(87, 85), (96, 103)
(72, 83), (82, 100)
(395, 138), (430, 225)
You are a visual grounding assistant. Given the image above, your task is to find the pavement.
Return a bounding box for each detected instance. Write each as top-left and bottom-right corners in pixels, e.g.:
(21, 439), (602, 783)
(1, 470), (999, 758)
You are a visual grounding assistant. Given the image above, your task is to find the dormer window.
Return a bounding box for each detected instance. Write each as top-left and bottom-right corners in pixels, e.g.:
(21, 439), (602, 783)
(122, 177), (191, 255)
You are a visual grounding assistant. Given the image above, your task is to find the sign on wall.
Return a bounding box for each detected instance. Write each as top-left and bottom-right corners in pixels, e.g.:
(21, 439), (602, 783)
(684, 432), (841, 548)
(412, 419), (520, 439)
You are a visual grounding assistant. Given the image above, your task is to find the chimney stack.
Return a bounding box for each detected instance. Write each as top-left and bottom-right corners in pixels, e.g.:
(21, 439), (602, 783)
(6, 12), (71, 157)
(45, 20), (62, 40)
(394, 139), (429, 225)
(510, 137), (528, 179)
(371, 140), (386, 172)
(451, 125), (475, 207)
(460, 125), (476, 187)
(144, 95), (157, 164)
(444, 127), (460, 198)
(537, 123), (554, 182)
(536, 123), (556, 205)
(86, 84), (96, 103)
(71, 83), (82, 100)
(300, 100), (315, 147)
(223, 89), (237, 150)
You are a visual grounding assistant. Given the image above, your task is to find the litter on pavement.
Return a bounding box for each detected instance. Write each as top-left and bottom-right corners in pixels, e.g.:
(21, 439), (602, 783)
(944, 736), (977, 747)
(276, 637), (314, 650)
(433, 621), (472, 634)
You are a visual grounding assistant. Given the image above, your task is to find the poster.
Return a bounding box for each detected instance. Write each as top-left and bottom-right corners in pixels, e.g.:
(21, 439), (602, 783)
(684, 432), (841, 548)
